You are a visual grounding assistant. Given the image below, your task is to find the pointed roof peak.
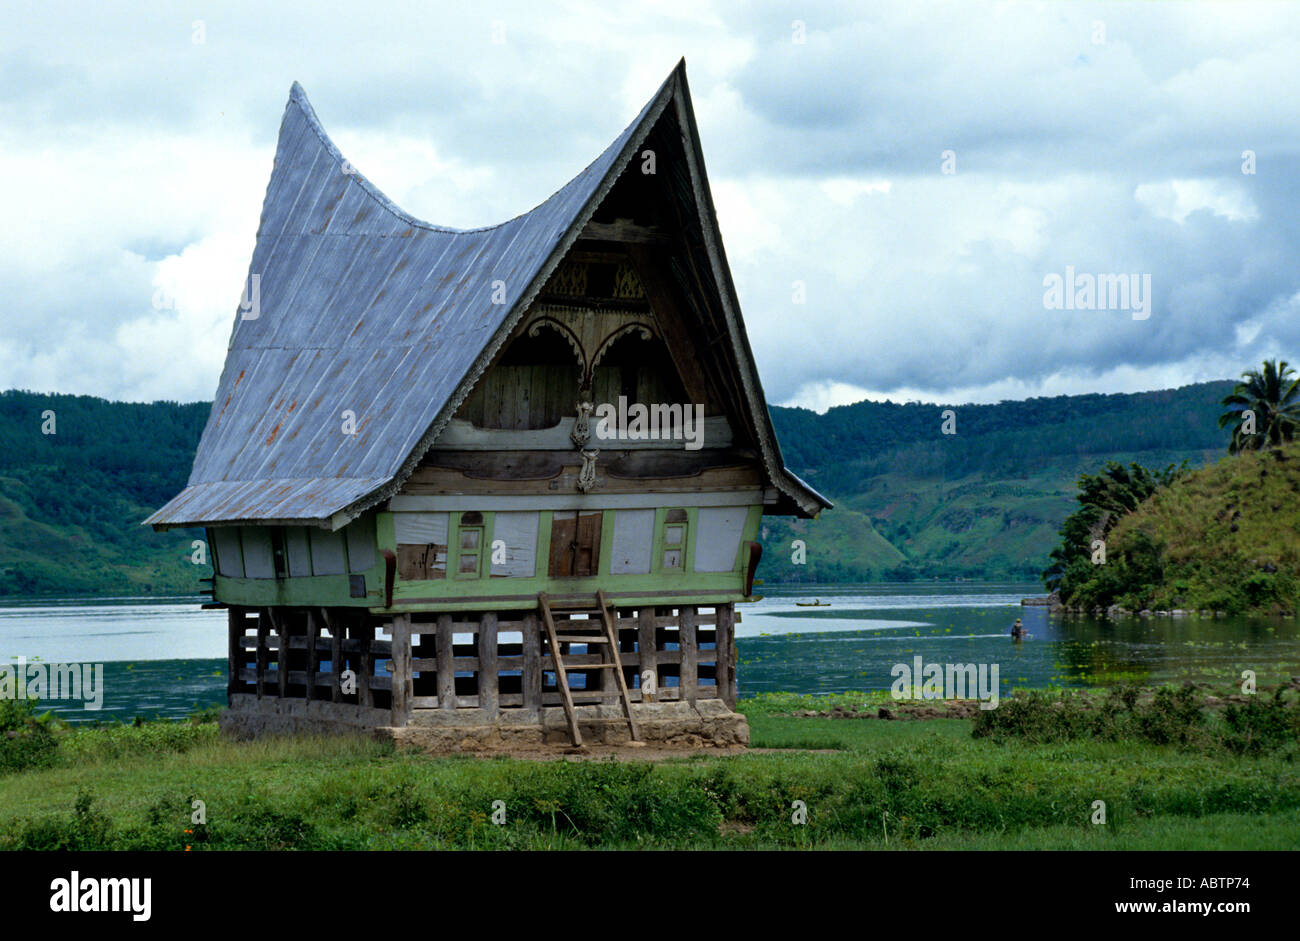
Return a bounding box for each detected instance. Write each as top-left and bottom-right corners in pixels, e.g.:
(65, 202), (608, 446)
(146, 61), (828, 529)
(276, 64), (683, 238)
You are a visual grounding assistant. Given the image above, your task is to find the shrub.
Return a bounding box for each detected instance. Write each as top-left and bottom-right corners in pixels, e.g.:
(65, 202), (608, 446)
(973, 684), (1298, 756)
(1220, 691), (1300, 756)
(11, 789), (113, 850)
(0, 697), (58, 774)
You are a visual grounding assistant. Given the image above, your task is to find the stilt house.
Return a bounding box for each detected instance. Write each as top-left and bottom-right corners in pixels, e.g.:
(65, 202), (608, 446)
(147, 60), (829, 747)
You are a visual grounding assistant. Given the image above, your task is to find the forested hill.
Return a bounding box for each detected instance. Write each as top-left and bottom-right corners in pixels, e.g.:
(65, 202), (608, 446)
(0, 391), (210, 596)
(0, 380), (1236, 596)
(761, 380), (1235, 583)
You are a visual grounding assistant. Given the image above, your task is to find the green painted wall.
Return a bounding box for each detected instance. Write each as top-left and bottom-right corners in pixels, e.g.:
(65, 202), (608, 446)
(214, 503), (762, 613)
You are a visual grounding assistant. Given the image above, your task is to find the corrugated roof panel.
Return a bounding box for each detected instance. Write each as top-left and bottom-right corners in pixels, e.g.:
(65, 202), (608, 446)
(255, 119), (321, 237)
(146, 75), (665, 528)
(147, 62), (830, 529)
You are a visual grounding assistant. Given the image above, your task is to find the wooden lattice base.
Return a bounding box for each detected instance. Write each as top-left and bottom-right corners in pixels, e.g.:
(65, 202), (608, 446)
(225, 602), (739, 734)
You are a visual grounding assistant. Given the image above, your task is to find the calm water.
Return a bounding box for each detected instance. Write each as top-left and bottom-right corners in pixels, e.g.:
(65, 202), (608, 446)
(2, 584), (1298, 721)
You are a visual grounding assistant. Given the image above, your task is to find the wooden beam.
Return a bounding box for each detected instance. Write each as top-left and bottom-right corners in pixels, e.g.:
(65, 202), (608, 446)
(679, 605), (698, 704)
(274, 610), (289, 699)
(598, 590), (640, 741)
(637, 605), (657, 703)
(390, 613), (412, 727)
(522, 613), (542, 720)
(716, 604), (735, 708)
(581, 218), (668, 243)
(436, 614), (456, 710)
(255, 608), (270, 700)
(325, 610), (342, 703)
(358, 618), (373, 708)
(305, 608), (320, 703)
(478, 612), (499, 717)
(539, 592), (582, 746)
(227, 608), (243, 700)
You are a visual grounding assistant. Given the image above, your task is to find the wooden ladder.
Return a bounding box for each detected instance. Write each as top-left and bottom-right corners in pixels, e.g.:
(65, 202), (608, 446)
(538, 590), (641, 747)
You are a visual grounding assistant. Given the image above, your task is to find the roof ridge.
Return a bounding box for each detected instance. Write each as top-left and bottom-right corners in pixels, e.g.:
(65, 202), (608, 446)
(285, 70), (679, 238)
(286, 81), (469, 234)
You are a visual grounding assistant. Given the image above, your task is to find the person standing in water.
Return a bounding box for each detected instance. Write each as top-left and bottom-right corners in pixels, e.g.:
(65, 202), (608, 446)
(1010, 618), (1026, 639)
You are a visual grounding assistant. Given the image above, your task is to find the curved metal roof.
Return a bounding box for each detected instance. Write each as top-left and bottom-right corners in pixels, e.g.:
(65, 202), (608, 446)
(147, 61), (830, 529)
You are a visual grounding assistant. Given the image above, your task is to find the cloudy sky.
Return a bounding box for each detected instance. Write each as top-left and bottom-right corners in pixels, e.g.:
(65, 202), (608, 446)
(3, 0), (1298, 412)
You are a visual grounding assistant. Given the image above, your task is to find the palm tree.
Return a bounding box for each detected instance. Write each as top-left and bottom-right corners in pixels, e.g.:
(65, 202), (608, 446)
(1042, 461), (1184, 594)
(1218, 359), (1300, 453)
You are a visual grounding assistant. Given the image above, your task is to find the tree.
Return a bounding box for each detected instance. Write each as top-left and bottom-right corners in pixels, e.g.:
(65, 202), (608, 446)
(1043, 460), (1185, 597)
(1218, 359), (1300, 454)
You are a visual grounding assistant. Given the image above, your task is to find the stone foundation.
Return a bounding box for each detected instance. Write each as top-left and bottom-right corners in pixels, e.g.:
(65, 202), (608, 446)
(220, 693), (748, 751)
(220, 694), (394, 739)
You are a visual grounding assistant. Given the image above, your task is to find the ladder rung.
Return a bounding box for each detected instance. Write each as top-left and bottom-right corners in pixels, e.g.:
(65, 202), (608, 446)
(562, 662), (619, 669)
(554, 634), (609, 643)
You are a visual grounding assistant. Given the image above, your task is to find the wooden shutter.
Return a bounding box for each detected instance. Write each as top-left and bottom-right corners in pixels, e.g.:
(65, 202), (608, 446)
(548, 511), (603, 577)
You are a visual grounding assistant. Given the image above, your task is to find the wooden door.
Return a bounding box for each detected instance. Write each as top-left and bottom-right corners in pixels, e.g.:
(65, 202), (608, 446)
(549, 511), (603, 577)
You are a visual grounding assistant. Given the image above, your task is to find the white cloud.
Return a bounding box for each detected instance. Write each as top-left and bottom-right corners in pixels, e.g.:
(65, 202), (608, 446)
(1, 0), (1299, 409)
(1134, 179), (1259, 224)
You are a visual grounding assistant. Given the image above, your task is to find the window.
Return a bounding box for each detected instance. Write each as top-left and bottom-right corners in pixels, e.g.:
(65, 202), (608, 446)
(456, 512), (486, 578)
(661, 509), (688, 571)
(459, 526), (483, 575)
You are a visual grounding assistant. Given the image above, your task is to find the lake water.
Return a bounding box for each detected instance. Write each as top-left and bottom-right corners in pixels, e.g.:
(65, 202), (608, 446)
(2, 584), (1298, 722)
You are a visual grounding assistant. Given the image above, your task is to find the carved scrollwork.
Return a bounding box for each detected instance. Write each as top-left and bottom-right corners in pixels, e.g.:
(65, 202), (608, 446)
(590, 322), (656, 371)
(526, 316), (587, 374)
(571, 400), (593, 448)
(577, 449), (601, 493)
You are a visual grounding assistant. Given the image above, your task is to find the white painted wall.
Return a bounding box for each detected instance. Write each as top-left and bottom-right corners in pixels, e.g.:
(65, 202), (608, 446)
(213, 528), (243, 578)
(309, 528), (347, 576)
(285, 528), (312, 577)
(610, 508), (654, 574)
(693, 506), (749, 573)
(393, 511), (449, 545)
(241, 527), (276, 579)
(490, 511), (540, 577)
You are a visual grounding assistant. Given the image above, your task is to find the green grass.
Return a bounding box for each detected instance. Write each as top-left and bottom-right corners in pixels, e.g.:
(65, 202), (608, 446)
(1, 696), (1297, 850)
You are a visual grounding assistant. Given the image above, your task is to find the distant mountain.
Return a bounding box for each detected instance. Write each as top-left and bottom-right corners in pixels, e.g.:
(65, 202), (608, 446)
(0, 391), (210, 596)
(0, 381), (1237, 596)
(759, 380), (1236, 583)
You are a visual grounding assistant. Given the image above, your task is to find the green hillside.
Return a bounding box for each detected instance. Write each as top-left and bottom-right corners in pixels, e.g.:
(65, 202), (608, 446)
(760, 381), (1234, 582)
(1056, 442), (1300, 615)
(0, 381), (1238, 597)
(0, 391), (211, 597)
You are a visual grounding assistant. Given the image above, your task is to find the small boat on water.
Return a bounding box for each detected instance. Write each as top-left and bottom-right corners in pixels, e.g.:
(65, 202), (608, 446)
(795, 599), (832, 607)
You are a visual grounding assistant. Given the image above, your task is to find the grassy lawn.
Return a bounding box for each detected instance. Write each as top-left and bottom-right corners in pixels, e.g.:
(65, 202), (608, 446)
(1, 688), (1297, 850)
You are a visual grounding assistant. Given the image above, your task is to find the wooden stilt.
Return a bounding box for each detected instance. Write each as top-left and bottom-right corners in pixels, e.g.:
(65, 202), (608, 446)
(305, 608), (320, 702)
(679, 605), (698, 704)
(637, 605), (657, 703)
(522, 613), (542, 721)
(478, 612), (499, 717)
(436, 614), (456, 710)
(390, 613), (411, 727)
